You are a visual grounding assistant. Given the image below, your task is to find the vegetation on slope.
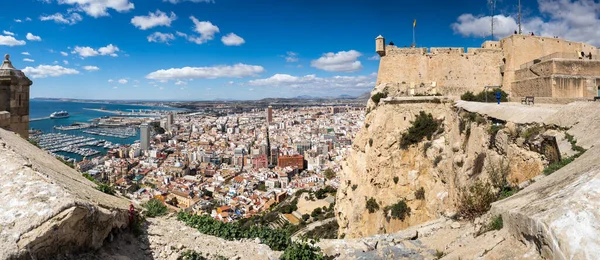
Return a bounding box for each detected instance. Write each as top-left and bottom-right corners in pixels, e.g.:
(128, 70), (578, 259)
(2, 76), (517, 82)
(400, 111), (441, 149)
(544, 133), (587, 175)
(177, 211), (323, 259)
(142, 198), (168, 217)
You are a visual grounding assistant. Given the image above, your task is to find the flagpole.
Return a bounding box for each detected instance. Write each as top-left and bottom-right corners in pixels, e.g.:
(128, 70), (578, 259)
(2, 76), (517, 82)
(412, 19), (416, 47)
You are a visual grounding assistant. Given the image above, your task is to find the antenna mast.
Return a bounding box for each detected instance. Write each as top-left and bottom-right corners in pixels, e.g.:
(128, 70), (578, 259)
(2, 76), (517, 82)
(489, 0), (497, 39)
(518, 0), (522, 34)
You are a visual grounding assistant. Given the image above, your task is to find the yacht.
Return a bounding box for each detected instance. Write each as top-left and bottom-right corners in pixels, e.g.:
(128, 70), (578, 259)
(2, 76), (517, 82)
(50, 111), (70, 119)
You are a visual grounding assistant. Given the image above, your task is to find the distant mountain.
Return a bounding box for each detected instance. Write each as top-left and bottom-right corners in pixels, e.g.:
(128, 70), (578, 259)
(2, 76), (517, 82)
(294, 95), (315, 99)
(356, 92), (371, 101)
(337, 94), (355, 99)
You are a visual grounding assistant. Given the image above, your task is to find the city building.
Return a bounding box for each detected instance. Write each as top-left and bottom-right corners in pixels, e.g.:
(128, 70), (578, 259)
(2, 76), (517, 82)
(266, 106), (273, 124)
(0, 54), (33, 139)
(140, 123), (150, 151)
(278, 154), (304, 170)
(166, 113), (174, 131)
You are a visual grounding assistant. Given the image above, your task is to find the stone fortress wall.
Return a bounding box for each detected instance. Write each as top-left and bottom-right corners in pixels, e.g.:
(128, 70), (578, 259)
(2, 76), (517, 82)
(375, 34), (600, 99)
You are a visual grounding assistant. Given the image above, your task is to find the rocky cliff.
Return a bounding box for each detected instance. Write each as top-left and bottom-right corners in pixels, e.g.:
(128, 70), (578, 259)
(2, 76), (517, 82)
(336, 81), (600, 257)
(0, 128), (130, 259)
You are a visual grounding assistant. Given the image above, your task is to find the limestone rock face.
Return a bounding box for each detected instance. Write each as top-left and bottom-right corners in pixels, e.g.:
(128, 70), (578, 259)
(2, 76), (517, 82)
(336, 95), (550, 238)
(0, 129), (130, 259)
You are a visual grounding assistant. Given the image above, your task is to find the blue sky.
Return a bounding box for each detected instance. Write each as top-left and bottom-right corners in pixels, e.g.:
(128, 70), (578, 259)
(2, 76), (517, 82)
(1, 0), (599, 100)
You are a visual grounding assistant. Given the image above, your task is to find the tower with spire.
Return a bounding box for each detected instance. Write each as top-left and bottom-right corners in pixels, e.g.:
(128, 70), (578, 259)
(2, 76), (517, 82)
(0, 54), (33, 139)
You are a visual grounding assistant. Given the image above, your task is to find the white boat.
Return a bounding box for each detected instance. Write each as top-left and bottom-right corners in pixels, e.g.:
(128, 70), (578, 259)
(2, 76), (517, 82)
(50, 111), (70, 119)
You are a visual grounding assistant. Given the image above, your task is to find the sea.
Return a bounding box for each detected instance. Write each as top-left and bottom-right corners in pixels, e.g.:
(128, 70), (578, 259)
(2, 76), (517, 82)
(29, 99), (180, 161)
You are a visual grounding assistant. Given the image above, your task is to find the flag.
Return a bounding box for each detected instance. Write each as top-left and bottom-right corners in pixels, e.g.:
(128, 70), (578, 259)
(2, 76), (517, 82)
(413, 19), (416, 27)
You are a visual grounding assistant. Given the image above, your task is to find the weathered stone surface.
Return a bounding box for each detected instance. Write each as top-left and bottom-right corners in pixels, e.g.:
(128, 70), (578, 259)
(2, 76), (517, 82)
(0, 128), (130, 259)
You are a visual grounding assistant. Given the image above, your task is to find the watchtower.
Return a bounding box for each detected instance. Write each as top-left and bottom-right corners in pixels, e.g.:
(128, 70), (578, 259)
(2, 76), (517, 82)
(376, 35), (386, 57)
(0, 54), (33, 139)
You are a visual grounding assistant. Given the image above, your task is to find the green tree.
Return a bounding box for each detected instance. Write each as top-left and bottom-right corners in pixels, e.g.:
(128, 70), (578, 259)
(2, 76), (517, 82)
(142, 199), (168, 217)
(323, 169), (336, 180)
(400, 111), (440, 149)
(365, 198), (379, 213)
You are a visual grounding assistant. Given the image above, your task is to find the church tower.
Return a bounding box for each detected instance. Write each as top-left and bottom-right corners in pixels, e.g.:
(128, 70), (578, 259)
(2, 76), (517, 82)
(0, 54), (33, 139)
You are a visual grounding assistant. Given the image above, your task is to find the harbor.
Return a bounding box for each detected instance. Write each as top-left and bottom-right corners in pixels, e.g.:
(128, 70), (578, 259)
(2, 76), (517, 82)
(83, 127), (137, 139)
(30, 133), (121, 162)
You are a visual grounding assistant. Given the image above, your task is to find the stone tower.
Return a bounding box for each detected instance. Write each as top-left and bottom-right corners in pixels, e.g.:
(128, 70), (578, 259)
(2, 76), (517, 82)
(0, 54), (33, 139)
(376, 35), (386, 57)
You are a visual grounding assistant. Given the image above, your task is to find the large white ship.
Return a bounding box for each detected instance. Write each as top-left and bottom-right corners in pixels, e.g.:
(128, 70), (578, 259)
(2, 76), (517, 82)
(49, 111), (70, 119)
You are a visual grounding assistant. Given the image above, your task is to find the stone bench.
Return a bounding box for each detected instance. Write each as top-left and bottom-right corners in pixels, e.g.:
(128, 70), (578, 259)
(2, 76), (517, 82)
(521, 96), (535, 105)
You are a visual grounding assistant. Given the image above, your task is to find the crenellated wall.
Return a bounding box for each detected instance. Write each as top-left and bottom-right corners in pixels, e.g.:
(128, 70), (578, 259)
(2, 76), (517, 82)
(0, 54), (32, 139)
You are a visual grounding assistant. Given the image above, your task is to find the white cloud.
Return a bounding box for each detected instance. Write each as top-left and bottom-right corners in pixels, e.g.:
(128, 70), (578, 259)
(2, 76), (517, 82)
(164, 0), (214, 3)
(26, 17), (32, 21)
(0, 36), (26, 46)
(40, 13), (83, 25)
(63, 60), (69, 65)
(108, 79), (114, 83)
(282, 51), (298, 62)
(72, 44), (120, 58)
(311, 50), (362, 72)
(22, 52), (30, 56)
(14, 19), (22, 23)
(22, 65), (79, 78)
(184, 16), (219, 44)
(131, 10), (177, 30)
(146, 63), (265, 81)
(23, 58), (35, 62)
(61, 51), (69, 56)
(221, 33), (245, 46)
(72, 46), (99, 57)
(147, 32), (175, 44)
(175, 80), (187, 85)
(452, 0), (600, 46)
(26, 33), (42, 41)
(83, 65), (99, 71)
(368, 55), (380, 61)
(248, 73), (377, 90)
(3, 31), (15, 36)
(51, 0), (134, 18)
(118, 79), (128, 84)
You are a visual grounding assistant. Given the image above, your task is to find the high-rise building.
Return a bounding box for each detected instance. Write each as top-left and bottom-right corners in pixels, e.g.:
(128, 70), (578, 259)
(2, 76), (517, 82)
(166, 113), (174, 131)
(266, 106), (273, 124)
(0, 54), (33, 139)
(140, 123), (150, 151)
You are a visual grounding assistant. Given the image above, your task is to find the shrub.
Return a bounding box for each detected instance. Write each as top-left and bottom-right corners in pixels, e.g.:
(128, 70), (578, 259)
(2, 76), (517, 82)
(302, 214), (310, 221)
(472, 153), (486, 176)
(488, 215), (503, 231)
(434, 250), (445, 259)
(498, 187), (518, 200)
(97, 183), (115, 195)
(461, 89), (509, 103)
(311, 207), (323, 218)
(457, 180), (496, 220)
(178, 250), (207, 260)
(400, 111), (440, 149)
(351, 184), (357, 191)
(280, 239), (324, 260)
(369, 138), (373, 147)
(486, 157), (510, 190)
(521, 125), (543, 141)
(371, 92), (388, 105)
(460, 91), (476, 101)
(393, 176), (399, 184)
(415, 187), (425, 200)
(323, 169), (335, 180)
(433, 155), (443, 167)
(142, 199), (168, 217)
(303, 221), (339, 239)
(388, 200), (411, 220)
(365, 197), (379, 213)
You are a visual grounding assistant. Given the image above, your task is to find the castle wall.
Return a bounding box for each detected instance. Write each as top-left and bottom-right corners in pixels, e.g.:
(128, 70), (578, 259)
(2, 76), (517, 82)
(512, 77), (553, 97)
(377, 46), (503, 96)
(500, 35), (599, 94)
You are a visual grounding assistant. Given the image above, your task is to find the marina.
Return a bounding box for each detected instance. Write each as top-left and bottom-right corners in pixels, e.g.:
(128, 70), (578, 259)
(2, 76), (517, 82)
(29, 133), (121, 161)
